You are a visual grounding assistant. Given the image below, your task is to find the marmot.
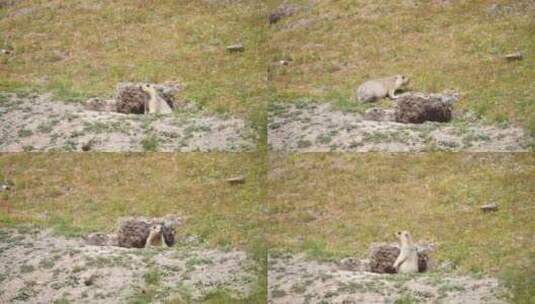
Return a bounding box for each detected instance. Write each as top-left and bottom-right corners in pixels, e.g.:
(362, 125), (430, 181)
(141, 83), (173, 115)
(355, 75), (409, 103)
(393, 230), (419, 273)
(145, 224), (165, 248)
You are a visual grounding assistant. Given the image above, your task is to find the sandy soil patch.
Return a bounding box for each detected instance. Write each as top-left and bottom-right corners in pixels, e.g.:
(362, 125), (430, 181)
(268, 103), (530, 152)
(0, 93), (256, 152)
(268, 253), (507, 304)
(0, 228), (258, 303)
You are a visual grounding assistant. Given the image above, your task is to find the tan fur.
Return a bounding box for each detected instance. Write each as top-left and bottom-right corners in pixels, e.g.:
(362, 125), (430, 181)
(141, 84), (173, 115)
(393, 230), (419, 273)
(356, 75), (409, 103)
(145, 225), (165, 248)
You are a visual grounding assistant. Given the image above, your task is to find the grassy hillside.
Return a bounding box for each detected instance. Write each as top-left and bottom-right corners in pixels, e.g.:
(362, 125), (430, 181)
(267, 153), (534, 303)
(0, 152), (268, 303)
(268, 0), (535, 134)
(0, 153), (266, 249)
(0, 1), (269, 121)
(2, 0), (532, 136)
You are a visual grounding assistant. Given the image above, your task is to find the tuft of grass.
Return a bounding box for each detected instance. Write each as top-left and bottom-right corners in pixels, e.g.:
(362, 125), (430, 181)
(394, 293), (421, 304)
(143, 268), (162, 286)
(141, 135), (159, 152)
(499, 258), (535, 304)
(19, 264), (35, 273)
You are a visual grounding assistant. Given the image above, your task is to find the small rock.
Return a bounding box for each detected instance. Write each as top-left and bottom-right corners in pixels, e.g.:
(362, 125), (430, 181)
(84, 97), (117, 112)
(226, 175), (246, 185)
(337, 257), (370, 272)
(363, 108), (395, 122)
(0, 183), (10, 191)
(226, 44), (244, 53)
(84, 233), (112, 246)
(438, 260), (456, 272)
(432, 0), (453, 5)
(268, 3), (300, 24)
(279, 60), (289, 66)
(0, 48), (12, 55)
(81, 139), (96, 152)
(480, 203), (499, 212)
(504, 51), (523, 61)
(83, 273), (98, 286)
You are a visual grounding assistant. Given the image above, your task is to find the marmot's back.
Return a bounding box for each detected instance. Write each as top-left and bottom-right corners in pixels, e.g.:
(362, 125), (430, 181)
(355, 75), (408, 103)
(357, 80), (390, 103)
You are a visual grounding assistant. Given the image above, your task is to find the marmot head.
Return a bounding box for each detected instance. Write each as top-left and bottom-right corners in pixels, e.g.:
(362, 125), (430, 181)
(149, 224), (162, 234)
(395, 75), (410, 87)
(141, 83), (156, 94)
(162, 221), (177, 246)
(396, 230), (413, 244)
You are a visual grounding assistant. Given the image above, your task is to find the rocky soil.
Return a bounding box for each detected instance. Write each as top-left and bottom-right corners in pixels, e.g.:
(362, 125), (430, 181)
(268, 254), (507, 304)
(268, 102), (530, 152)
(0, 92), (256, 152)
(0, 228), (258, 303)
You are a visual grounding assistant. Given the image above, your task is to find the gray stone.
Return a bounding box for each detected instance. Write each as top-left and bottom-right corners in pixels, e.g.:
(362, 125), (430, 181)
(394, 92), (458, 124)
(504, 51), (523, 61)
(84, 233), (117, 246)
(226, 44), (244, 53)
(337, 257), (370, 272)
(226, 175), (246, 185)
(363, 108), (395, 122)
(480, 203), (499, 213)
(84, 98), (117, 112)
(269, 3), (300, 24)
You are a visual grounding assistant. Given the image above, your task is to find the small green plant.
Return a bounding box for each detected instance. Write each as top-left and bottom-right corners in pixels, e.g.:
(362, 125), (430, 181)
(18, 128), (33, 137)
(143, 268), (162, 286)
(141, 135), (159, 152)
(394, 293), (420, 304)
(20, 264), (35, 273)
(297, 139), (312, 148)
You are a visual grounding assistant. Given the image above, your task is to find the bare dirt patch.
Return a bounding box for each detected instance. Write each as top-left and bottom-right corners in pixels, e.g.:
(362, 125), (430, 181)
(0, 93), (256, 152)
(268, 102), (529, 152)
(268, 254), (507, 304)
(0, 228), (258, 303)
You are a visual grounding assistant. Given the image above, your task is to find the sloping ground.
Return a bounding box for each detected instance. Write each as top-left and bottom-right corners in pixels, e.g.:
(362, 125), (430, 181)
(268, 103), (529, 152)
(267, 0), (535, 136)
(0, 229), (258, 303)
(0, 1), (269, 118)
(0, 93), (256, 152)
(268, 254), (507, 304)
